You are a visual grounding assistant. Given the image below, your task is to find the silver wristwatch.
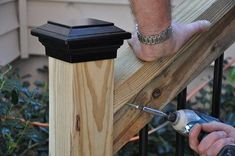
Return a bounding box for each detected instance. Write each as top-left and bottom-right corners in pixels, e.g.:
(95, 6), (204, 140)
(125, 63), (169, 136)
(136, 24), (173, 45)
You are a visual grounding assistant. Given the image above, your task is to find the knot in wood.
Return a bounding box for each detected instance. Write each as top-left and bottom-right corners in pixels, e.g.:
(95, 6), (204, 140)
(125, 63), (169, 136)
(152, 89), (161, 99)
(76, 115), (80, 131)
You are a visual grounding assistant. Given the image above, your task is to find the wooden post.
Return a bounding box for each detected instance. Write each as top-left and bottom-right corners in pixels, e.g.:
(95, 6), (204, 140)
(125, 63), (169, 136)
(31, 19), (130, 156)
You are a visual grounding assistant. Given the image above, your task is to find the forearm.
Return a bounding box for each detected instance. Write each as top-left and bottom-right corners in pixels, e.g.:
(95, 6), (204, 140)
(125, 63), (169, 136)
(129, 0), (171, 35)
(128, 0), (210, 61)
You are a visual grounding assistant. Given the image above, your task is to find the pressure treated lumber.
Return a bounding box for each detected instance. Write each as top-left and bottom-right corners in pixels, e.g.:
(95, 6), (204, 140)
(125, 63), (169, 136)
(114, 0), (219, 113)
(32, 19), (130, 156)
(113, 0), (235, 153)
(49, 58), (114, 156)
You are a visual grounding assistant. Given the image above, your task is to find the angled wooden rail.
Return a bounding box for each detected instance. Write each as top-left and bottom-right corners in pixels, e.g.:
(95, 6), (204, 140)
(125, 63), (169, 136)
(113, 0), (235, 153)
(31, 0), (235, 155)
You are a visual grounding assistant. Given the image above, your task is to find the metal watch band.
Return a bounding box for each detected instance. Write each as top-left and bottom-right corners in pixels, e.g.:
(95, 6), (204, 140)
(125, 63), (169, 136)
(136, 24), (173, 45)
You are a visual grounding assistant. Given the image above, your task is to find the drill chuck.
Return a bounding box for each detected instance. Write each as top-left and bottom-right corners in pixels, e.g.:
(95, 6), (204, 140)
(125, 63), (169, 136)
(167, 109), (235, 156)
(167, 112), (177, 122)
(167, 109), (218, 136)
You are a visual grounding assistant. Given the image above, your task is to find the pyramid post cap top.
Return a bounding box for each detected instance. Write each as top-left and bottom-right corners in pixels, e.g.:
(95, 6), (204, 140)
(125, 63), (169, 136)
(47, 18), (113, 28)
(31, 18), (131, 40)
(31, 18), (131, 63)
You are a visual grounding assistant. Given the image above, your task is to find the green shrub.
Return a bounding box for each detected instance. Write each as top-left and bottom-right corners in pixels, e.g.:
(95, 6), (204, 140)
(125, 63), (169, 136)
(0, 65), (49, 156)
(1, 60), (235, 156)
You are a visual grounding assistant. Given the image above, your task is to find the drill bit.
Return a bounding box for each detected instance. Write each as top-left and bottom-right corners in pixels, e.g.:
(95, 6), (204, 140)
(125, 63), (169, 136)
(127, 103), (168, 118)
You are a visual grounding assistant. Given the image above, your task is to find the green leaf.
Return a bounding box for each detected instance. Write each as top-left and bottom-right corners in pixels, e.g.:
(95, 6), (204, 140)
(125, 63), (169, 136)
(1, 128), (11, 136)
(226, 113), (235, 126)
(37, 66), (48, 74)
(26, 128), (47, 143)
(0, 102), (8, 116)
(22, 81), (30, 88)
(229, 67), (235, 83)
(11, 89), (19, 105)
(21, 88), (32, 98)
(34, 80), (45, 88)
(39, 127), (49, 134)
(2, 119), (20, 127)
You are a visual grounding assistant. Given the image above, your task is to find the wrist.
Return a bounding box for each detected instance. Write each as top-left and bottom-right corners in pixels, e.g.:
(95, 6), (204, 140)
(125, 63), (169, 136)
(137, 21), (172, 36)
(131, 0), (171, 35)
(136, 23), (173, 45)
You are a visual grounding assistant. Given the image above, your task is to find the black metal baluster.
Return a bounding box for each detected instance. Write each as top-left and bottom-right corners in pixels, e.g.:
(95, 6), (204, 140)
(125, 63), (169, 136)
(139, 125), (148, 156)
(176, 88), (187, 156)
(212, 54), (224, 118)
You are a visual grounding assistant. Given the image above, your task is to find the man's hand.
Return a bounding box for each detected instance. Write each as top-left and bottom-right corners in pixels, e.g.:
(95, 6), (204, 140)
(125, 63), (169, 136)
(189, 122), (235, 156)
(128, 20), (211, 61)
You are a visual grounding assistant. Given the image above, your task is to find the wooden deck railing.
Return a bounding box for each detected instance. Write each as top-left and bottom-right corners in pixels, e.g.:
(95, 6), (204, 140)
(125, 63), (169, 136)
(32, 0), (235, 155)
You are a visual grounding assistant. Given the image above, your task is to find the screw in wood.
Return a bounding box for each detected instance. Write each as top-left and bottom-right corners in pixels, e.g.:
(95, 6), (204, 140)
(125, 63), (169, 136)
(152, 88), (161, 99)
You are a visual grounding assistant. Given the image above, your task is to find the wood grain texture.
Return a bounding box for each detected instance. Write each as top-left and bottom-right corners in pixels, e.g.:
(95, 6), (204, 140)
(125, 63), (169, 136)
(113, 0), (235, 153)
(114, 0), (219, 113)
(49, 58), (114, 156)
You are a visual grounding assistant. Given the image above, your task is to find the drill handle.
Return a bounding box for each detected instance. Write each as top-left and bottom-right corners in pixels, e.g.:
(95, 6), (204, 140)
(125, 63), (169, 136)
(218, 145), (235, 156)
(197, 128), (235, 156)
(198, 131), (208, 141)
(197, 131), (235, 156)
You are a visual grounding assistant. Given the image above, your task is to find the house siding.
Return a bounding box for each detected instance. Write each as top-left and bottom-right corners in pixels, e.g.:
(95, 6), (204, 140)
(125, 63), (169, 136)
(0, 0), (234, 65)
(0, 1), (20, 66)
(27, 0), (133, 55)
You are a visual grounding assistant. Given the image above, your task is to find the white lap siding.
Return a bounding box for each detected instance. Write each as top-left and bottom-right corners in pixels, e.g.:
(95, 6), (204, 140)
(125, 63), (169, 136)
(0, 0), (20, 66)
(27, 0), (134, 55)
(0, 0), (234, 65)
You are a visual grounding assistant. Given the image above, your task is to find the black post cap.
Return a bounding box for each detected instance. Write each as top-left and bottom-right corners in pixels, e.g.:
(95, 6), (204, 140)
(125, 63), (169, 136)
(31, 18), (131, 63)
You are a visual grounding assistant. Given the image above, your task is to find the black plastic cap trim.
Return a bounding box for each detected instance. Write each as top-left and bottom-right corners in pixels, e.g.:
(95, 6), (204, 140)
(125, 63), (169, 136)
(31, 18), (131, 63)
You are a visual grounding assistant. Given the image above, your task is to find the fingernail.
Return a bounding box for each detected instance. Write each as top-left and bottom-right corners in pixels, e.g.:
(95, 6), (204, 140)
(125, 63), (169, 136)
(202, 20), (212, 31)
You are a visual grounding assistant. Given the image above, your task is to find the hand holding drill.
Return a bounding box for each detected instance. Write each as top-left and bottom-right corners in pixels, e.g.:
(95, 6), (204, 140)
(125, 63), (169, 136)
(128, 104), (235, 156)
(189, 122), (235, 156)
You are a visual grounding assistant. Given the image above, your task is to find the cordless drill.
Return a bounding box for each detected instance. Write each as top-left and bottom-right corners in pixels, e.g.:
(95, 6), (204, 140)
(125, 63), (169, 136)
(128, 103), (235, 156)
(167, 109), (235, 156)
